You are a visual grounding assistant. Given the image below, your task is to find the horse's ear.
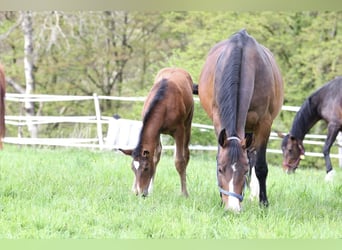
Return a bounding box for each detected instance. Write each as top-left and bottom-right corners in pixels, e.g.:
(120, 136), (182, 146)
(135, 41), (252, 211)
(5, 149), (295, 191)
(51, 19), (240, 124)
(218, 129), (227, 147)
(275, 130), (285, 138)
(119, 148), (133, 156)
(142, 150), (150, 158)
(289, 135), (296, 141)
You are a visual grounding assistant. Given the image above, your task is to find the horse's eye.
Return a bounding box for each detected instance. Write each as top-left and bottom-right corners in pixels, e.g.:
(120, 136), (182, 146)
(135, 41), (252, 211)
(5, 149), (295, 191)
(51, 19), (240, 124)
(218, 168), (223, 173)
(143, 167), (149, 172)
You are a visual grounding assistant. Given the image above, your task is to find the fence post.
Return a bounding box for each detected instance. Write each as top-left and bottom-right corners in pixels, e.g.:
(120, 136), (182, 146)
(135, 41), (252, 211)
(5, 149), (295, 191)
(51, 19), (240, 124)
(93, 93), (103, 149)
(338, 132), (342, 168)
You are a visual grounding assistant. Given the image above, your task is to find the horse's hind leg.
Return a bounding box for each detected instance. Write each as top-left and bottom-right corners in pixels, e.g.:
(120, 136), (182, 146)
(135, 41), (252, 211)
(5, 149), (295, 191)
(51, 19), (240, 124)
(174, 127), (190, 197)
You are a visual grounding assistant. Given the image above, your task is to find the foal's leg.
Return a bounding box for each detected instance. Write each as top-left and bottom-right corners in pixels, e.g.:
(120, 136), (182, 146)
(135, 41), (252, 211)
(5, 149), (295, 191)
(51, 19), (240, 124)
(149, 140), (162, 193)
(174, 127), (189, 197)
(323, 123), (339, 181)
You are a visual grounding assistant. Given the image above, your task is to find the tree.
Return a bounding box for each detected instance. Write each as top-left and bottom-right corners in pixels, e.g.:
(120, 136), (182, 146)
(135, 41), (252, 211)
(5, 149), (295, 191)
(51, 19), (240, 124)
(21, 11), (38, 138)
(1, 11), (341, 166)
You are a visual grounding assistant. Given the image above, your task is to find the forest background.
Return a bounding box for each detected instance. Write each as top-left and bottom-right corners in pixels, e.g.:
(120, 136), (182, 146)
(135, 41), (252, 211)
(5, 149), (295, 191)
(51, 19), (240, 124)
(0, 11), (341, 169)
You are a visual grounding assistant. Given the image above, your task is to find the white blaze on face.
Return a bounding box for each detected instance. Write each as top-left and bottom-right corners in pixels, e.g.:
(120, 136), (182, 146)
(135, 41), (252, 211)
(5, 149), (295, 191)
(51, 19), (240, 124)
(226, 175), (241, 212)
(231, 162), (237, 172)
(133, 160), (140, 170)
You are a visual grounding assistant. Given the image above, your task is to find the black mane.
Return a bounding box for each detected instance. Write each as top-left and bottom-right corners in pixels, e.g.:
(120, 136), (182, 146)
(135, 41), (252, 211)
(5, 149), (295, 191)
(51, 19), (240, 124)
(133, 79), (168, 157)
(217, 30), (250, 136)
(290, 96), (320, 140)
(216, 30), (248, 162)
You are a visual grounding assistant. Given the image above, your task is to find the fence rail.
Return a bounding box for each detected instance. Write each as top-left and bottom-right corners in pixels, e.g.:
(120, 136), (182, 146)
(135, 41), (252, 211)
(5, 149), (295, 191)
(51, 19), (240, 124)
(3, 93), (342, 165)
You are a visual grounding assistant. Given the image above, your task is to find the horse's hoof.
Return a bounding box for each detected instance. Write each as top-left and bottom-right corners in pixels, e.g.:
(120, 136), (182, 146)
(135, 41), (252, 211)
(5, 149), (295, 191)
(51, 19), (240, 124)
(259, 200), (269, 208)
(182, 191), (189, 198)
(325, 170), (336, 182)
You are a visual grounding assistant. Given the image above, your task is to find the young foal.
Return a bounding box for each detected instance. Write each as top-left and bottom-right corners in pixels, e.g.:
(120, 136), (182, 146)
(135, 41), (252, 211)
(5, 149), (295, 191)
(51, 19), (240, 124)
(280, 76), (342, 181)
(0, 64), (6, 149)
(120, 67), (194, 197)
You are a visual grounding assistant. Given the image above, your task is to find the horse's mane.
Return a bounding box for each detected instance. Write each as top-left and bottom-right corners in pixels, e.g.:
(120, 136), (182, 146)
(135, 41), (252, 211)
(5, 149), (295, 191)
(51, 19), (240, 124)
(216, 30), (248, 162)
(290, 92), (321, 140)
(133, 78), (168, 157)
(291, 78), (342, 140)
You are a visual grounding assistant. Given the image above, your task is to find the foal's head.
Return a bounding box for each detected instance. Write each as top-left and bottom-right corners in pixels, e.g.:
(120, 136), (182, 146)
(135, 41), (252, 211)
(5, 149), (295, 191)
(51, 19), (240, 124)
(119, 148), (156, 196)
(281, 134), (305, 173)
(217, 129), (249, 212)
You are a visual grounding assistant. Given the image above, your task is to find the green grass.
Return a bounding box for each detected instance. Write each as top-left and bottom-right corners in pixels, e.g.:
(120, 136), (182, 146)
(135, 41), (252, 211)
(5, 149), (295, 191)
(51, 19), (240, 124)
(0, 145), (341, 239)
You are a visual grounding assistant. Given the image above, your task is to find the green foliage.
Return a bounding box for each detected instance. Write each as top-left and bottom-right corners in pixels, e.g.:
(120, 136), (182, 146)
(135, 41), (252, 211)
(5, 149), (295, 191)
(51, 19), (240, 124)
(1, 11), (342, 168)
(0, 145), (341, 238)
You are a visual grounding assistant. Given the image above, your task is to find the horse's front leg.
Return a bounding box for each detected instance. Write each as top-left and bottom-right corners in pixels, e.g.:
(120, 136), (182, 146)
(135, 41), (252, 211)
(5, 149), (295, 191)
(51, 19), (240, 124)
(149, 140), (162, 194)
(253, 123), (272, 207)
(323, 123), (339, 181)
(247, 149), (260, 201)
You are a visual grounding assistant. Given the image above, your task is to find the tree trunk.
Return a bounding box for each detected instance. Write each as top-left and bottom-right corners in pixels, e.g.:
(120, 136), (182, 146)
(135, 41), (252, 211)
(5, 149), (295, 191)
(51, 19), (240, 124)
(21, 11), (38, 138)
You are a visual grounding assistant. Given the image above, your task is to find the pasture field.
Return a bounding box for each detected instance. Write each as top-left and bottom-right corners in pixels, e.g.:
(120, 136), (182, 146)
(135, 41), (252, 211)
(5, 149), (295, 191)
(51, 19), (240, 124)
(0, 145), (341, 239)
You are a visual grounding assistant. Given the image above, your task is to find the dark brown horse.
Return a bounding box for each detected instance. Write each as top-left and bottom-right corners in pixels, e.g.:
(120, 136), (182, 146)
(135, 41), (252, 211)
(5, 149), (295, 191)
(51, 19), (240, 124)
(280, 76), (342, 181)
(0, 63), (6, 149)
(198, 29), (284, 211)
(120, 67), (194, 197)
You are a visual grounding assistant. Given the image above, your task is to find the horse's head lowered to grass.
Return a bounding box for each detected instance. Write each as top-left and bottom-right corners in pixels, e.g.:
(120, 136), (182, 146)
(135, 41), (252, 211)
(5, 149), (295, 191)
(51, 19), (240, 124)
(120, 146), (160, 196)
(280, 133), (305, 174)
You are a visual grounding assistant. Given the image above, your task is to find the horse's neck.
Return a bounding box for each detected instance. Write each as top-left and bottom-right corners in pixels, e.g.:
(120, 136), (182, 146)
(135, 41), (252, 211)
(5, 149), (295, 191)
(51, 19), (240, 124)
(290, 98), (320, 140)
(138, 123), (161, 152)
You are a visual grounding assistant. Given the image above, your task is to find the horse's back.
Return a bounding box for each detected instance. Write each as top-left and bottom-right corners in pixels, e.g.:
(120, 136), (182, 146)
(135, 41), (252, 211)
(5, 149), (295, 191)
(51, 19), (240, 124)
(247, 44), (284, 120)
(198, 41), (228, 119)
(143, 67), (194, 130)
(316, 76), (342, 123)
(199, 30), (284, 128)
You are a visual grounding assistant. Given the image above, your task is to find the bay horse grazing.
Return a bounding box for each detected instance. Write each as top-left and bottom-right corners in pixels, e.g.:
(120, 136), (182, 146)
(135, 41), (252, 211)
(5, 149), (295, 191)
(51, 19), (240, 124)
(280, 76), (342, 181)
(0, 63), (5, 149)
(198, 29), (284, 211)
(119, 67), (194, 197)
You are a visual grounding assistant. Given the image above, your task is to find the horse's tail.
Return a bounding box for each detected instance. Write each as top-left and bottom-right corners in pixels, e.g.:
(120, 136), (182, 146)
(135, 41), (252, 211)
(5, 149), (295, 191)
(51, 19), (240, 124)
(192, 83), (198, 95)
(0, 64), (6, 149)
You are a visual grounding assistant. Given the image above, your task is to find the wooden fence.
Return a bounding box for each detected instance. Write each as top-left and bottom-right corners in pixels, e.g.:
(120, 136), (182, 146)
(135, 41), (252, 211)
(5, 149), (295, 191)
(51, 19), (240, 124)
(3, 93), (342, 167)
